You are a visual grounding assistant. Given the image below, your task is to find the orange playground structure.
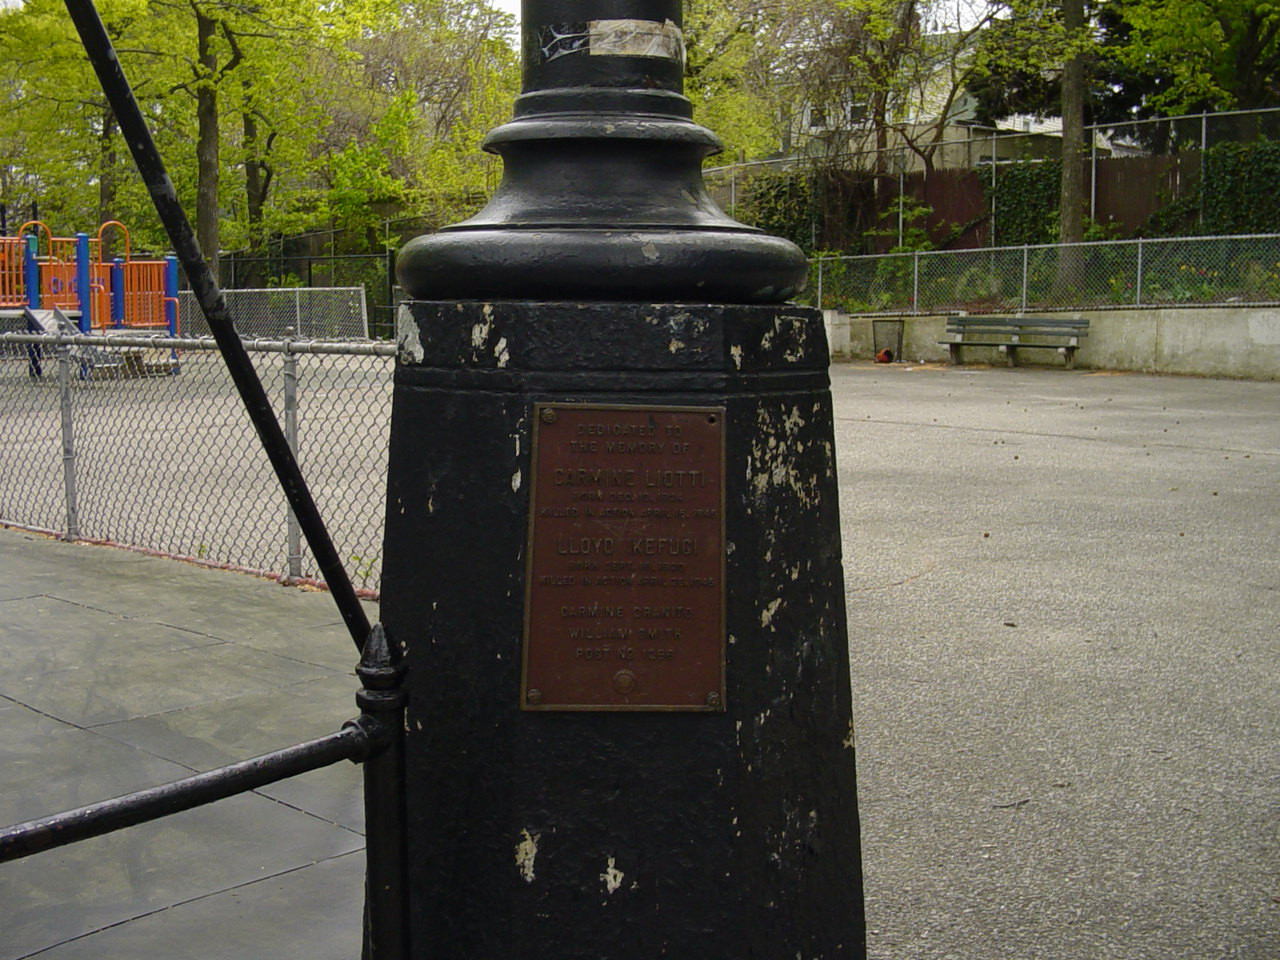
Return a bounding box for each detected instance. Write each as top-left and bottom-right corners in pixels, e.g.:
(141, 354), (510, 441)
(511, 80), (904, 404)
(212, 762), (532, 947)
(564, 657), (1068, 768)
(0, 221), (178, 334)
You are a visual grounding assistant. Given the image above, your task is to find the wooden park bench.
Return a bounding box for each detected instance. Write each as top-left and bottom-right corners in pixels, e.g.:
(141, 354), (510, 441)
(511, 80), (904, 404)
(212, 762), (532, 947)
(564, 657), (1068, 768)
(940, 315), (1089, 368)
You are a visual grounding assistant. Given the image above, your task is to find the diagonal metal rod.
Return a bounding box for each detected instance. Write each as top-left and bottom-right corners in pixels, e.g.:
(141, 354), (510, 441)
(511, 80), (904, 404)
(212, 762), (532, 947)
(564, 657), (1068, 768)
(63, 0), (370, 651)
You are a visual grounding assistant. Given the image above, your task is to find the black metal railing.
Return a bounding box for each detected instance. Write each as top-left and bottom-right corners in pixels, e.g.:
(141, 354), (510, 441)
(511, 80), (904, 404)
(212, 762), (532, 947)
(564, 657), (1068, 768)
(0, 624), (408, 959)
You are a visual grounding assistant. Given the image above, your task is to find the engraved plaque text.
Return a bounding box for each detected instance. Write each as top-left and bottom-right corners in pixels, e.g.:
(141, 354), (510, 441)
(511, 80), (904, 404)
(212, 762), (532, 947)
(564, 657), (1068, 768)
(522, 403), (726, 710)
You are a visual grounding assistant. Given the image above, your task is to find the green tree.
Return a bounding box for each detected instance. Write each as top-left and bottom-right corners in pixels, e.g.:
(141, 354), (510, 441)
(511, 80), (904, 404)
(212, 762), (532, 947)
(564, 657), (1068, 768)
(1114, 0), (1280, 112)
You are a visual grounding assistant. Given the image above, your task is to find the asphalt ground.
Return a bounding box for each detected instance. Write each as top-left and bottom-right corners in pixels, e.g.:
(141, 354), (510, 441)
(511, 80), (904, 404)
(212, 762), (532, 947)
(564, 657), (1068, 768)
(1, 361), (1277, 959)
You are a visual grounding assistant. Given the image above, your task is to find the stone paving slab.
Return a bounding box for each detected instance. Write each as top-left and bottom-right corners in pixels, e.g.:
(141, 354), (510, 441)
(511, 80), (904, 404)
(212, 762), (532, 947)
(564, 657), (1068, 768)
(0, 533), (372, 959)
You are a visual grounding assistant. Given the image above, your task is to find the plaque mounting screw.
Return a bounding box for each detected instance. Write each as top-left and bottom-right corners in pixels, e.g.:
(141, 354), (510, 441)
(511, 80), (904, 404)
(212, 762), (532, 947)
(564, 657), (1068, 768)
(612, 670), (638, 695)
(526, 688), (543, 705)
(540, 408), (558, 424)
(706, 692), (722, 707)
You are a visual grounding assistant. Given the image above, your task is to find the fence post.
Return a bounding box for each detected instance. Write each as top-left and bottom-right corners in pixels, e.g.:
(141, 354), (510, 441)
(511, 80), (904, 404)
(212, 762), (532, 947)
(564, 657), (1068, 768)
(912, 251), (920, 313)
(282, 329), (303, 582)
(815, 257), (823, 310)
(57, 342), (80, 542)
(1021, 246), (1029, 311)
(1135, 238), (1144, 307)
(1090, 135), (1097, 221)
(990, 131), (997, 248)
(1199, 113), (1208, 228)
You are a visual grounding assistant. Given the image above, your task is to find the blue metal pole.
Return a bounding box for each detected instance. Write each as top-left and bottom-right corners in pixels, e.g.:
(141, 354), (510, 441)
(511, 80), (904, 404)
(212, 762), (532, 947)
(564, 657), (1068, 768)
(164, 254), (178, 335)
(24, 234), (39, 309)
(111, 257), (125, 327)
(75, 232), (91, 332)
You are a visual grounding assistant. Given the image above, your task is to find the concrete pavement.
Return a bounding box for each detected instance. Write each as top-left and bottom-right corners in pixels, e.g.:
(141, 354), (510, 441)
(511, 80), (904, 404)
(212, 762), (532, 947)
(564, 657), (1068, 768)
(1, 361), (1277, 958)
(834, 362), (1280, 960)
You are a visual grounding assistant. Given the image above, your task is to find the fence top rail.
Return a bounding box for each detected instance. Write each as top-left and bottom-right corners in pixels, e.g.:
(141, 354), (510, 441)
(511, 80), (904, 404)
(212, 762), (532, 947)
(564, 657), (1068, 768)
(812, 232), (1280, 264)
(704, 106), (1280, 177)
(178, 286), (368, 295)
(0, 331), (397, 356)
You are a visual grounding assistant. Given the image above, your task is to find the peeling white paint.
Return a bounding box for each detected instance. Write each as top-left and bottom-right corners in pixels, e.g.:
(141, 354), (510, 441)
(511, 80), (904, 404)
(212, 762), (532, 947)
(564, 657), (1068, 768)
(761, 597), (783, 627)
(516, 829), (540, 883)
(397, 305), (424, 363)
(601, 856), (624, 895)
(512, 469), (522, 493)
(495, 336), (510, 368)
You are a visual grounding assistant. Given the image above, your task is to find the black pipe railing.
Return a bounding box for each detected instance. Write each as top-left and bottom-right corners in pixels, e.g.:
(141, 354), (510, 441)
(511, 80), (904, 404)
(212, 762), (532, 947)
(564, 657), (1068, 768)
(62, 0), (370, 652)
(0, 724), (376, 863)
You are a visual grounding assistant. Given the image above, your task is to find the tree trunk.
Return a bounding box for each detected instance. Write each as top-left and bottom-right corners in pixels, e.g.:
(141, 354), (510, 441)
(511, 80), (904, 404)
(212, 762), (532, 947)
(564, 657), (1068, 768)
(97, 107), (117, 256)
(1056, 0), (1086, 290)
(196, 10), (220, 277)
(242, 96), (271, 287)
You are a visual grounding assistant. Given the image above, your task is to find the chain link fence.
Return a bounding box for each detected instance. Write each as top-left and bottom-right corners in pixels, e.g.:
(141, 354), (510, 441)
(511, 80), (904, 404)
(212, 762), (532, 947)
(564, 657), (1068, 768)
(177, 287), (371, 339)
(807, 233), (1280, 315)
(0, 331), (394, 595)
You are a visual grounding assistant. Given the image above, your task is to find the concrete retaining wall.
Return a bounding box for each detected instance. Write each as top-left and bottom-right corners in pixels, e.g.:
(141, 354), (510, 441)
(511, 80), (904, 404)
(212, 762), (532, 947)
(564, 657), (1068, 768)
(823, 307), (1280, 380)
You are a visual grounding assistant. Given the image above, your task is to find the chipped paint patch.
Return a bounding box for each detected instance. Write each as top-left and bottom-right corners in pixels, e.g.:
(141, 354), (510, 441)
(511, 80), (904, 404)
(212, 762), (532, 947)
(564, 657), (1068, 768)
(471, 317), (492, 351)
(668, 339), (685, 353)
(397, 305), (423, 363)
(601, 856), (624, 895)
(761, 597), (783, 627)
(495, 336), (510, 368)
(842, 719), (856, 750)
(730, 344), (743, 369)
(640, 240), (659, 262)
(516, 829), (540, 883)
(512, 469), (522, 493)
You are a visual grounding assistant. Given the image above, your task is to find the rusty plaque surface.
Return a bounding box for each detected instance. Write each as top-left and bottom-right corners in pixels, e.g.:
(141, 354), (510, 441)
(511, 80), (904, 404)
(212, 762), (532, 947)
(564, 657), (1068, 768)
(522, 403), (726, 711)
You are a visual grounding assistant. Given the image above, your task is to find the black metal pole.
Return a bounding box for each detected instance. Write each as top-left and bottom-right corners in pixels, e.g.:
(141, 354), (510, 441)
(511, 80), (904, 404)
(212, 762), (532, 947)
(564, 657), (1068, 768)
(62, 0), (370, 652)
(0, 724), (376, 863)
(356, 624), (408, 960)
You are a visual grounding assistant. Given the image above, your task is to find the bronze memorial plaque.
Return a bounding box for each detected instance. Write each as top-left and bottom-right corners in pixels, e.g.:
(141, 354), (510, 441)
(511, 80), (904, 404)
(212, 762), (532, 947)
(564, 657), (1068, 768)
(522, 403), (726, 711)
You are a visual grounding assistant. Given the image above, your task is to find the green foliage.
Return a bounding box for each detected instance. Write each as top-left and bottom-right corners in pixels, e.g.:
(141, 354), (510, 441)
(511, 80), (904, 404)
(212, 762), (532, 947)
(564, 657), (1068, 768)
(738, 170), (818, 253)
(867, 196), (935, 252)
(1201, 139), (1280, 234)
(986, 160), (1061, 245)
(0, 0), (517, 264)
(1112, 0), (1280, 113)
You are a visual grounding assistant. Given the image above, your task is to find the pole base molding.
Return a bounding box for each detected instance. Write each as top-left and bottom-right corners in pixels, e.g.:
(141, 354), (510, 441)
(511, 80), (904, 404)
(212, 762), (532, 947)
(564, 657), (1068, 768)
(382, 300), (865, 957)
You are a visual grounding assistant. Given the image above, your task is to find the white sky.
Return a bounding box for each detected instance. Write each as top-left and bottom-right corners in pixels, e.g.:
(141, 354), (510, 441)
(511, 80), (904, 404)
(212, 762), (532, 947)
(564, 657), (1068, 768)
(492, 0), (521, 27)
